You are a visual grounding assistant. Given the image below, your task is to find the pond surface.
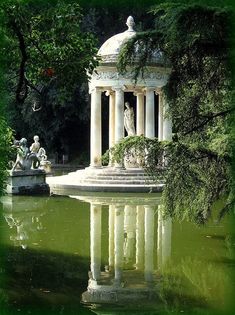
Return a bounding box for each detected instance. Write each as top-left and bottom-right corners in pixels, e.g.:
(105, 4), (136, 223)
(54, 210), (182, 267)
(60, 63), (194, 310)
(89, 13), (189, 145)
(0, 193), (234, 315)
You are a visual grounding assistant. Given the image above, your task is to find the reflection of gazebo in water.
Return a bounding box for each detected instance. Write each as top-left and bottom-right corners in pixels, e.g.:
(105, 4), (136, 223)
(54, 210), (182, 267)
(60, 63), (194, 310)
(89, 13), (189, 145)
(47, 16), (172, 193)
(69, 195), (172, 306)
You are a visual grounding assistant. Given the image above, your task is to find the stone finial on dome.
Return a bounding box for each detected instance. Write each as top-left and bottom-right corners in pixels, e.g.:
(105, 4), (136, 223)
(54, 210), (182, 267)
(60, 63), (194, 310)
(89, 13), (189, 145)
(126, 16), (135, 32)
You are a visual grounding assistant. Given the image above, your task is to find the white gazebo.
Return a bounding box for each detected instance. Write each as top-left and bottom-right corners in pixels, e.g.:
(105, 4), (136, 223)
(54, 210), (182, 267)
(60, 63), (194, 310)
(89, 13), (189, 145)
(89, 16), (172, 168)
(47, 16), (172, 193)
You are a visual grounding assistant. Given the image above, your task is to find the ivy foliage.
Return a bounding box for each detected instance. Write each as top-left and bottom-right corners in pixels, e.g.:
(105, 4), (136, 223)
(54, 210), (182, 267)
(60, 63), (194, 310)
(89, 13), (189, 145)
(115, 3), (234, 223)
(102, 135), (167, 178)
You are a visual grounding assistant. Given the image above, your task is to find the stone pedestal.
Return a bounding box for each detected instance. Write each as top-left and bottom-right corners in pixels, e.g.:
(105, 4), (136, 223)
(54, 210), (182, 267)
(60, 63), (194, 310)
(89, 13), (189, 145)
(6, 169), (50, 195)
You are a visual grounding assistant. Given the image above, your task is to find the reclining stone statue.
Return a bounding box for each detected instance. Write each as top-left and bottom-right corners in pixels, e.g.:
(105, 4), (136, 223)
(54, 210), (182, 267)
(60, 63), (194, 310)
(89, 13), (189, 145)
(11, 138), (40, 171)
(11, 135), (50, 171)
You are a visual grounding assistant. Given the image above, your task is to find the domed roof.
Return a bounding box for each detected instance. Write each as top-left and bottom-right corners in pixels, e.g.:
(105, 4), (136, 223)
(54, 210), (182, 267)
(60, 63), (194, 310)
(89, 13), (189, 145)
(97, 16), (165, 65)
(98, 16), (136, 62)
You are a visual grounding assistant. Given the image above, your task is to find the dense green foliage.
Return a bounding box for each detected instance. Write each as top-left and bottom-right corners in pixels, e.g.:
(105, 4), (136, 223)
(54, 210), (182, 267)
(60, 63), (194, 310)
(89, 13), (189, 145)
(116, 3), (234, 222)
(0, 9), (14, 196)
(1, 0), (98, 101)
(0, 119), (13, 195)
(0, 0), (99, 158)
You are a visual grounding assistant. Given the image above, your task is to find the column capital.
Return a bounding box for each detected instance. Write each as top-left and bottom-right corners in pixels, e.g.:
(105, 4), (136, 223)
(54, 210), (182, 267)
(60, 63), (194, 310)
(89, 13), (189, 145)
(133, 90), (144, 96)
(144, 87), (156, 92)
(112, 86), (125, 92)
(155, 87), (163, 95)
(105, 90), (114, 96)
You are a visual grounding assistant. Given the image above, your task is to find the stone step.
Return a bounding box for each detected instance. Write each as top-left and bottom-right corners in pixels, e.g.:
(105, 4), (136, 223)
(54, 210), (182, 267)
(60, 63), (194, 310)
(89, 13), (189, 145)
(82, 175), (152, 180)
(47, 166), (165, 193)
(79, 179), (157, 185)
(48, 181), (163, 193)
(48, 173), (163, 186)
(74, 172), (149, 177)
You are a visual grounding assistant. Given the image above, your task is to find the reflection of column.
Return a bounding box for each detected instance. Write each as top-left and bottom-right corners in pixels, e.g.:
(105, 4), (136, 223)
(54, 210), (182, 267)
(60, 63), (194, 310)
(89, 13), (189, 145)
(162, 217), (172, 266)
(157, 205), (172, 269)
(144, 205), (154, 282)
(114, 205), (124, 283)
(90, 88), (102, 167)
(109, 205), (115, 270)
(157, 206), (162, 269)
(124, 205), (136, 265)
(162, 93), (172, 141)
(145, 87), (155, 138)
(136, 92), (145, 136)
(90, 203), (102, 280)
(136, 205), (144, 270)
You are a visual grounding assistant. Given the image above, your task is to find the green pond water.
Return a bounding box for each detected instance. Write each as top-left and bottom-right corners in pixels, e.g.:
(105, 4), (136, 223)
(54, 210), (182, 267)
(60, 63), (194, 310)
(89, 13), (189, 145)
(0, 193), (234, 315)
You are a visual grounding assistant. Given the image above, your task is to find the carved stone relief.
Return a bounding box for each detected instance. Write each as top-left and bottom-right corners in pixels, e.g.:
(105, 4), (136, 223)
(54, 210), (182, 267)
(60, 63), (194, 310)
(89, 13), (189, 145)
(92, 70), (165, 81)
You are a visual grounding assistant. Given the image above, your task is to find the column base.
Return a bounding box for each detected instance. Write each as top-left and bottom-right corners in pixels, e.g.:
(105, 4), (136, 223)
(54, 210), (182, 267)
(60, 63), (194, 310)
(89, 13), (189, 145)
(114, 164), (125, 170)
(88, 165), (103, 169)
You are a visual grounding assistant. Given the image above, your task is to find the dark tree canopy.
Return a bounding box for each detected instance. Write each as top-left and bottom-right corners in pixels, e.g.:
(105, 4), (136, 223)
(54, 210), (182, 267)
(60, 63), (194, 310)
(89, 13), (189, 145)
(1, 0), (98, 103)
(0, 0), (101, 159)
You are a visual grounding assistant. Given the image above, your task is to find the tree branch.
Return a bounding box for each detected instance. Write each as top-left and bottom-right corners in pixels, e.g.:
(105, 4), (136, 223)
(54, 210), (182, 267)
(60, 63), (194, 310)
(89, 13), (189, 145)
(10, 19), (28, 103)
(182, 108), (233, 136)
(25, 78), (43, 95)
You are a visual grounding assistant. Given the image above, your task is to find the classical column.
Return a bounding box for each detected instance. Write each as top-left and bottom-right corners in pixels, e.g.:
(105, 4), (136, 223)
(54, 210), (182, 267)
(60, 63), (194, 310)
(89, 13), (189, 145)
(90, 203), (102, 281)
(108, 205), (115, 271)
(90, 88), (102, 167)
(157, 205), (163, 269)
(162, 93), (172, 141)
(136, 205), (144, 270)
(145, 87), (155, 138)
(144, 205), (155, 282)
(107, 91), (115, 147)
(113, 87), (124, 168)
(156, 89), (163, 141)
(136, 92), (145, 136)
(106, 90), (115, 166)
(114, 205), (124, 284)
(113, 87), (124, 143)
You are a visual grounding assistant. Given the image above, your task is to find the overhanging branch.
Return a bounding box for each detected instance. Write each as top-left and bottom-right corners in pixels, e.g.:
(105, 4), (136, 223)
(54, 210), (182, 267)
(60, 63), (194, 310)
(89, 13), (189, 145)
(11, 19), (28, 103)
(182, 108), (233, 136)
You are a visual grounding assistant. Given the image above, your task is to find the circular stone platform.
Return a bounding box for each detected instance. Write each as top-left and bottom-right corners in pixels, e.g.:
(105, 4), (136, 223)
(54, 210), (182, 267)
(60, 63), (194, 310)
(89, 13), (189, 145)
(46, 167), (164, 194)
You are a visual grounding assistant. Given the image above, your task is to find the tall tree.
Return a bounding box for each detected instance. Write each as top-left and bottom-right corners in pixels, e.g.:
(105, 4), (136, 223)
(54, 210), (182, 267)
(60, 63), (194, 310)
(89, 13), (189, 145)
(116, 3), (234, 222)
(0, 4), (14, 196)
